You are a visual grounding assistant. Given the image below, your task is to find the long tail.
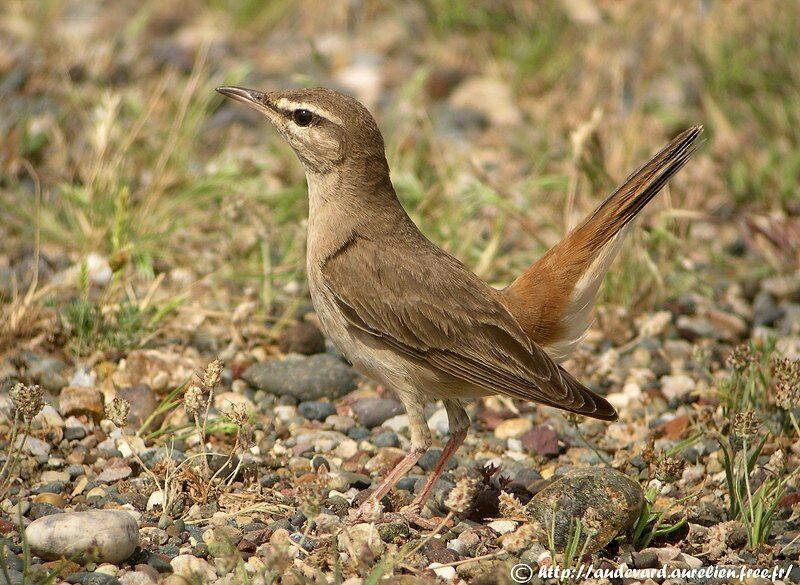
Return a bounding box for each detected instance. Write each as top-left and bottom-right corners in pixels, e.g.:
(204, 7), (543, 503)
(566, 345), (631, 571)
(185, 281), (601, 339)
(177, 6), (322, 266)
(501, 125), (703, 361)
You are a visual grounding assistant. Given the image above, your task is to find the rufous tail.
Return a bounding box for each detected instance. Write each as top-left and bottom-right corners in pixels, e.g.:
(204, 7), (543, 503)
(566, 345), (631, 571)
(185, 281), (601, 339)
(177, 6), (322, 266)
(501, 125), (703, 361)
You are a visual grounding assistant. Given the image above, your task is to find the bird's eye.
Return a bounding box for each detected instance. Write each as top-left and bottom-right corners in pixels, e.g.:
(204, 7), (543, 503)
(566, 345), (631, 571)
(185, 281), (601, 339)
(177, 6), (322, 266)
(292, 109), (314, 126)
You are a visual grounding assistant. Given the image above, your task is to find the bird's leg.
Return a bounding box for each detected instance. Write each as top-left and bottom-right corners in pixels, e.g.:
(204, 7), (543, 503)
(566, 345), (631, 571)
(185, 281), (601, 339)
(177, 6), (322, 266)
(355, 395), (430, 519)
(404, 400), (470, 514)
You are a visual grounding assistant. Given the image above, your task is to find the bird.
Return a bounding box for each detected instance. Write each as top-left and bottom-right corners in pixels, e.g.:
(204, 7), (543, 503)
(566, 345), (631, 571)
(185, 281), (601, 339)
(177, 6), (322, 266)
(216, 85), (702, 527)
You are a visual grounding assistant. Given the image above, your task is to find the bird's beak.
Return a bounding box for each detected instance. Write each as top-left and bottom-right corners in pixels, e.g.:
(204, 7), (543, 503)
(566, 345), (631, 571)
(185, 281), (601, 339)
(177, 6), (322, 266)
(215, 86), (274, 117)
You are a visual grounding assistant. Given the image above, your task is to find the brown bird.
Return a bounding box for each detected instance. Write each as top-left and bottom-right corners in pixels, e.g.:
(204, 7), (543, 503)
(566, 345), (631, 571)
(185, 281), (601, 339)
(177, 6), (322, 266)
(216, 85), (702, 527)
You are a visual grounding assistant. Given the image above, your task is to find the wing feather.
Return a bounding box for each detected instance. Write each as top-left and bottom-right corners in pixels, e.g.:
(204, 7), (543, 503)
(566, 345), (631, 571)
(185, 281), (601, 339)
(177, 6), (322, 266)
(321, 239), (617, 421)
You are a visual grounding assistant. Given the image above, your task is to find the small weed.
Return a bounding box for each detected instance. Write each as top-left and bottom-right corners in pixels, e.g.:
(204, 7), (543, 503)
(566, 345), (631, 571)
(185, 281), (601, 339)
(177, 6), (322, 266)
(0, 383), (44, 501)
(717, 416), (798, 548)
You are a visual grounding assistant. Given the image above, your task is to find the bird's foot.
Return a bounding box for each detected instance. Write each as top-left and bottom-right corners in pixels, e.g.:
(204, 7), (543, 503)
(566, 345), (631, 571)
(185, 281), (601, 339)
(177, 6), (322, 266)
(348, 501), (449, 531)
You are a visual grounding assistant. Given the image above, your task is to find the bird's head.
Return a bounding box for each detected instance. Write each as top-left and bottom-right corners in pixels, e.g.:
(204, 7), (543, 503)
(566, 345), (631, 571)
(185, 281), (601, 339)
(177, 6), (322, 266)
(215, 86), (387, 175)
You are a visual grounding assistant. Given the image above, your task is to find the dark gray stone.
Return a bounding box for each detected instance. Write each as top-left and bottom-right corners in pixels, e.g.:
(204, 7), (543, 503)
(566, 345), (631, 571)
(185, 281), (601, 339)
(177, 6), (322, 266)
(347, 426), (370, 440)
(351, 398), (403, 428)
(66, 572), (121, 585)
(525, 467), (644, 553)
(418, 448), (456, 472)
(0, 569), (23, 585)
(377, 522), (410, 543)
(372, 430), (399, 448)
(242, 354), (356, 401)
(298, 400), (336, 421)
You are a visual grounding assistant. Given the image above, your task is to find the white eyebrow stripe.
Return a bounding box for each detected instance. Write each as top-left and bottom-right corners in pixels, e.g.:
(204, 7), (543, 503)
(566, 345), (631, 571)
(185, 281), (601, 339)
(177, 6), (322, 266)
(274, 98), (343, 125)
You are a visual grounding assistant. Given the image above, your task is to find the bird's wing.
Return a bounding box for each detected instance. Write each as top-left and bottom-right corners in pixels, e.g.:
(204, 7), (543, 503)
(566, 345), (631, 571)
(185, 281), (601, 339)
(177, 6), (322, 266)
(320, 235), (617, 421)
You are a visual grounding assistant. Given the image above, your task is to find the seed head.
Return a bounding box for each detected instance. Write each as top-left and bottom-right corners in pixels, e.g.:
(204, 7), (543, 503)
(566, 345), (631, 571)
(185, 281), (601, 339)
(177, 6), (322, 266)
(184, 383), (204, 416)
(654, 454), (685, 483)
(10, 383), (44, 422)
(203, 358), (222, 389)
(732, 411), (759, 439)
(498, 490), (526, 518)
(105, 396), (130, 428)
(726, 344), (762, 373)
(771, 357), (800, 410)
(444, 477), (478, 514)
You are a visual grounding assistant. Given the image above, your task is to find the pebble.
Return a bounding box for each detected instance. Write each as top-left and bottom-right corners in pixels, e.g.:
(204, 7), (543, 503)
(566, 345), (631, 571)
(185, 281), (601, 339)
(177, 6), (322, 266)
(372, 430), (399, 448)
(494, 418), (532, 439)
(429, 563), (457, 581)
(520, 425), (560, 456)
(32, 406), (64, 430)
(325, 414), (355, 432)
(119, 571), (157, 585)
(65, 572), (121, 585)
(241, 354), (356, 401)
(116, 385), (160, 432)
(28, 358), (68, 393)
(526, 467), (644, 553)
(16, 435), (50, 457)
(298, 400), (336, 421)
(25, 510), (139, 563)
(59, 386), (105, 421)
(170, 554), (216, 583)
(427, 408), (449, 436)
(660, 374), (696, 400)
(418, 448), (456, 472)
(278, 321), (327, 355)
(339, 523), (384, 560)
(449, 76), (521, 126)
(351, 397), (404, 428)
(486, 520), (517, 534)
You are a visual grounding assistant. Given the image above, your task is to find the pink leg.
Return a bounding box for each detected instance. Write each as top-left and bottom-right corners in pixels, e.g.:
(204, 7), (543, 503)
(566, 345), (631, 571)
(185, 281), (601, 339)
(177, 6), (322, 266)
(356, 394), (431, 517)
(407, 427), (467, 510)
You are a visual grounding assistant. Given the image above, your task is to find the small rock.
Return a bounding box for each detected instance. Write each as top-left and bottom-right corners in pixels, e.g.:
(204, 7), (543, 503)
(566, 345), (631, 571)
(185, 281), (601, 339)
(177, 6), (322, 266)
(25, 510), (139, 563)
(676, 315), (716, 340)
(116, 385), (160, 432)
(486, 520), (517, 534)
(298, 401), (336, 421)
(278, 322), (326, 355)
(418, 449), (456, 472)
(660, 375), (696, 401)
(28, 358), (68, 393)
(372, 430), (399, 448)
(339, 523), (384, 560)
(377, 521), (409, 543)
(0, 569), (23, 585)
(242, 354), (356, 401)
(65, 572), (121, 585)
(33, 493), (65, 508)
(494, 418), (532, 440)
(351, 398), (404, 428)
(325, 414), (355, 432)
(119, 571), (157, 585)
(427, 408), (449, 436)
(449, 76), (521, 126)
(704, 309), (747, 340)
(429, 563), (457, 581)
(753, 291), (783, 327)
(15, 436), (50, 457)
(96, 462), (133, 483)
(212, 392), (256, 413)
(59, 387), (104, 421)
(632, 549), (659, 569)
(31, 406), (64, 430)
(526, 467), (644, 553)
(170, 555), (216, 583)
(520, 425), (560, 456)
